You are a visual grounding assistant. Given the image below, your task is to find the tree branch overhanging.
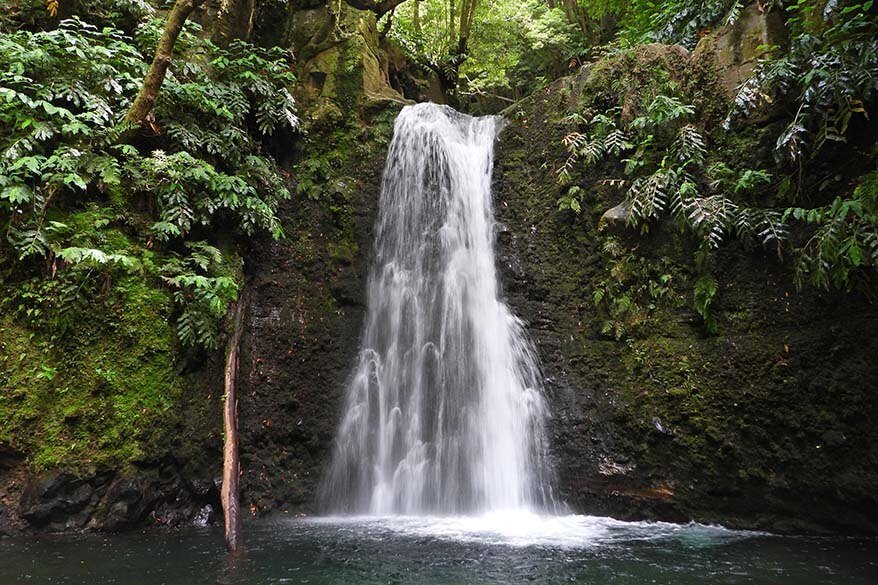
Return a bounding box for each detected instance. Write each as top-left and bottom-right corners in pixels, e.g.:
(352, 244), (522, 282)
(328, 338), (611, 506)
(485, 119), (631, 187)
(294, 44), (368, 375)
(124, 0), (208, 126)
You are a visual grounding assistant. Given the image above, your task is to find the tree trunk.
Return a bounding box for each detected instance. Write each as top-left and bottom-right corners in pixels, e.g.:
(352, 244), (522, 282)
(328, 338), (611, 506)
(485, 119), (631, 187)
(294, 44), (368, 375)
(380, 7), (395, 40)
(221, 291), (247, 553)
(212, 0), (257, 46)
(124, 0), (208, 126)
(437, 0), (477, 104)
(448, 0), (456, 48)
(560, 0), (597, 45)
(458, 0), (477, 40)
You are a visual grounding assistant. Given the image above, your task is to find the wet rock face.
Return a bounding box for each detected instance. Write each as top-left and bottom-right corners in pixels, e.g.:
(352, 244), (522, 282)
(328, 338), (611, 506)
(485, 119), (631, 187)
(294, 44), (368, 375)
(101, 477), (150, 530)
(231, 13), (412, 517)
(20, 473), (93, 527)
(492, 66), (878, 534)
(692, 2), (788, 98)
(15, 467), (220, 532)
(235, 112), (396, 516)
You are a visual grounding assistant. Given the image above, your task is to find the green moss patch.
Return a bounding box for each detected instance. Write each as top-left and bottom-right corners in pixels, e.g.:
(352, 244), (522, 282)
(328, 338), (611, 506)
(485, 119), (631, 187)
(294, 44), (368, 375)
(0, 274), (184, 470)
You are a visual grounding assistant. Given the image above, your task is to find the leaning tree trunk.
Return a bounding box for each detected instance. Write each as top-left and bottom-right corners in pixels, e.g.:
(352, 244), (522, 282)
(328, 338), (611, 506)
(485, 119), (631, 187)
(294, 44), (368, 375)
(221, 291), (247, 553)
(125, 0), (208, 125)
(429, 0), (477, 106)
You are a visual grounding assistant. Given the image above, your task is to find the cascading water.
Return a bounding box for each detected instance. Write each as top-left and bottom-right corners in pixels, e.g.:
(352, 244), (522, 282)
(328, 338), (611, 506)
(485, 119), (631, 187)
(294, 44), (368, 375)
(322, 103), (558, 516)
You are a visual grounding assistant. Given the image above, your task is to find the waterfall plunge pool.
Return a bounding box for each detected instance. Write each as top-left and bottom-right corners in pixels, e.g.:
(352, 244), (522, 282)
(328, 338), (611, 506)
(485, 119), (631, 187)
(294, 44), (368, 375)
(8, 105), (872, 584)
(2, 514), (876, 584)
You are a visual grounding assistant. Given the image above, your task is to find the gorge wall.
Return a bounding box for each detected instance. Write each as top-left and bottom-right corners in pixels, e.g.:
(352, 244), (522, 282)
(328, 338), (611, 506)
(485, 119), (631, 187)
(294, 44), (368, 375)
(492, 56), (878, 534)
(232, 36), (878, 532)
(3, 1), (877, 536)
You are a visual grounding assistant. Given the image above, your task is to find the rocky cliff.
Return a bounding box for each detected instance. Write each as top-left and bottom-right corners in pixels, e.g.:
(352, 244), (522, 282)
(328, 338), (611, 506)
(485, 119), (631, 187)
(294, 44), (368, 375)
(492, 45), (878, 534)
(232, 36), (878, 533)
(3, 2), (876, 536)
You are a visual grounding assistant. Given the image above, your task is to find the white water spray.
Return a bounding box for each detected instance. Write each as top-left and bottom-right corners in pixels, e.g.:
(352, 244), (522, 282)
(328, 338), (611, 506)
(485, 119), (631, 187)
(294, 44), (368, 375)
(322, 103), (557, 515)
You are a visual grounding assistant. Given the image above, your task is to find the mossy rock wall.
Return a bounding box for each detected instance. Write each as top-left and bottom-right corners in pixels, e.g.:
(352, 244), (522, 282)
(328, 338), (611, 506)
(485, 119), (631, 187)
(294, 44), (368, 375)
(235, 107), (399, 515)
(492, 47), (878, 534)
(0, 260), (224, 533)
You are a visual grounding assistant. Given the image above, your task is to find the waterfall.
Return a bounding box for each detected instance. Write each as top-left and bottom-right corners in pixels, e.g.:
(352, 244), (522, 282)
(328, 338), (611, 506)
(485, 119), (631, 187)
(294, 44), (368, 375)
(321, 103), (557, 516)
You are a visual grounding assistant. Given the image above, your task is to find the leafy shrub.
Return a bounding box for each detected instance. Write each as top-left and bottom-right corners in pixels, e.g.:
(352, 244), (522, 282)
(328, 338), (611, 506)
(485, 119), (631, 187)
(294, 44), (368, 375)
(560, 89), (784, 262)
(0, 16), (298, 349)
(785, 173), (878, 290)
(162, 242), (241, 349)
(728, 1), (877, 164)
(561, 0), (877, 294)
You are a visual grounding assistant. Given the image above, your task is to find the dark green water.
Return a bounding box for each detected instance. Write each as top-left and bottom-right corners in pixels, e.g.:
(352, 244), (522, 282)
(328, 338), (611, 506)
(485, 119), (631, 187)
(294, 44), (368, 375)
(1, 514), (876, 585)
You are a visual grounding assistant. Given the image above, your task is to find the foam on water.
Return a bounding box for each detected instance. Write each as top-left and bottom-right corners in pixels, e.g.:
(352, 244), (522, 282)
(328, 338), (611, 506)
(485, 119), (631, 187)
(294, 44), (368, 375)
(307, 513), (756, 549)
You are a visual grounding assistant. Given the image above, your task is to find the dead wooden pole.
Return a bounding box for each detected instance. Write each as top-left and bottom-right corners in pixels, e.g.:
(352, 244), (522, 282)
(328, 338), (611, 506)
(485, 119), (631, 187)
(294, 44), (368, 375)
(221, 290), (247, 552)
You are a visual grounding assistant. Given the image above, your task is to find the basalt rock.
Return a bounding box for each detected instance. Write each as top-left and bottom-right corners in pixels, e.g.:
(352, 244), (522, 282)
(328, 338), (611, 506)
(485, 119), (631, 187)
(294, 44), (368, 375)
(12, 465), (221, 533)
(693, 3), (788, 97)
(19, 472), (94, 527)
(234, 104), (399, 517)
(599, 202), (630, 230)
(492, 53), (878, 534)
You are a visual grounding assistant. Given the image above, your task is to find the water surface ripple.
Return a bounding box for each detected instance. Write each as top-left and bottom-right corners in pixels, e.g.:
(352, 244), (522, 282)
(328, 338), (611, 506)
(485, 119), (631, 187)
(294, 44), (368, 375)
(2, 516), (876, 585)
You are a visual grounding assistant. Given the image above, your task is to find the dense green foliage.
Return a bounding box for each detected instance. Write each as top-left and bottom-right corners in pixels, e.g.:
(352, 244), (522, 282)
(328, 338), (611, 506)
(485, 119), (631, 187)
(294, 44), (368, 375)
(556, 0), (877, 307)
(389, 0), (580, 99)
(387, 0), (877, 256)
(0, 2), (296, 469)
(559, 81), (784, 253)
(585, 0), (766, 47)
(0, 13), (297, 350)
(729, 1), (878, 289)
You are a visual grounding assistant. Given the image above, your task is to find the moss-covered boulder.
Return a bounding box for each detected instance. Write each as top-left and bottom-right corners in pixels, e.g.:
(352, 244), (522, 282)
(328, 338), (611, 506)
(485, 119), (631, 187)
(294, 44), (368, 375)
(692, 2), (788, 98)
(285, 1), (407, 127)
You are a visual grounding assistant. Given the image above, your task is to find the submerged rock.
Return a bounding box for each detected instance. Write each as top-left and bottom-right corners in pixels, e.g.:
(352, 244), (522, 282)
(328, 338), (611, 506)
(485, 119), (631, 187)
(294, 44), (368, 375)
(192, 504), (215, 527)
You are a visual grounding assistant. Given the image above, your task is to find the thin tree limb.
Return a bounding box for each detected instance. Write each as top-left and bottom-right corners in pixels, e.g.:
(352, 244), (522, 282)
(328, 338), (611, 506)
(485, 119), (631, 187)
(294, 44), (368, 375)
(346, 0), (409, 18)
